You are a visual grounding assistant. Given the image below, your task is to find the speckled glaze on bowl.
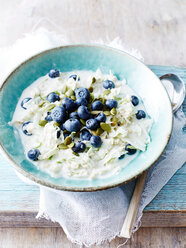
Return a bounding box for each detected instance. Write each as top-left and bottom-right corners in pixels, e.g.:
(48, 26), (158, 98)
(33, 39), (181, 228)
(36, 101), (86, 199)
(0, 45), (173, 191)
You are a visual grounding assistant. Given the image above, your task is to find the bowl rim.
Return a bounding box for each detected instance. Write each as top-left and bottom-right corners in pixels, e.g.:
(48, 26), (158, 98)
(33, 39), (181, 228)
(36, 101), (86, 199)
(0, 44), (173, 191)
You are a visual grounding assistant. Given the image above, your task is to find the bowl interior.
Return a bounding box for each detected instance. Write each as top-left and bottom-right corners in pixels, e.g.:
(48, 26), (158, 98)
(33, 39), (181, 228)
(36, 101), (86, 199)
(0, 45), (172, 191)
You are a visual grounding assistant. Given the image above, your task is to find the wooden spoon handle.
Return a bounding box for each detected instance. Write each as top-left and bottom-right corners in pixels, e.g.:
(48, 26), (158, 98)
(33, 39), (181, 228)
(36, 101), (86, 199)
(120, 171), (147, 238)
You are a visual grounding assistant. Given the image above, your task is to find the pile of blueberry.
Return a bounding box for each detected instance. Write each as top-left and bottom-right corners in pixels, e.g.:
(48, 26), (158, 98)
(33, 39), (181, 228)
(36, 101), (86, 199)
(21, 69), (146, 161)
(44, 79), (119, 154)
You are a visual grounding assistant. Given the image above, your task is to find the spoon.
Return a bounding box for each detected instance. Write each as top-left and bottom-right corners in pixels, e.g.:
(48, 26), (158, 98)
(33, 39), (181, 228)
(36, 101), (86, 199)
(120, 73), (185, 239)
(160, 74), (185, 113)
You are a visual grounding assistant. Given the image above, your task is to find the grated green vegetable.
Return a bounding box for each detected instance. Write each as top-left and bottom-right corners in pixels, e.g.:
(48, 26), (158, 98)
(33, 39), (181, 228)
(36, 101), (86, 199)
(46, 104), (56, 111)
(71, 95), (76, 100)
(103, 111), (111, 116)
(100, 122), (111, 132)
(72, 151), (79, 156)
(103, 89), (111, 96)
(68, 142), (75, 148)
(89, 93), (94, 103)
(88, 86), (93, 93)
(80, 119), (86, 125)
(127, 145), (136, 150)
(48, 155), (53, 160)
(66, 89), (74, 97)
(110, 108), (117, 115)
(39, 120), (48, 127)
(92, 77), (96, 84)
(54, 91), (60, 96)
(58, 144), (68, 149)
(91, 110), (102, 115)
(64, 136), (72, 146)
(39, 102), (45, 108)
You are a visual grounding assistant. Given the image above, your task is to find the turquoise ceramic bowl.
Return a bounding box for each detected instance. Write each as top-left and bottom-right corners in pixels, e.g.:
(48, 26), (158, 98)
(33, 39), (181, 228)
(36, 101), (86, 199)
(0, 45), (173, 191)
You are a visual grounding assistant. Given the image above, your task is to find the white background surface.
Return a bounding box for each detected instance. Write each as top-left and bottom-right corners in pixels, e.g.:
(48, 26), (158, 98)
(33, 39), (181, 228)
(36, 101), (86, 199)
(1, 0), (186, 66)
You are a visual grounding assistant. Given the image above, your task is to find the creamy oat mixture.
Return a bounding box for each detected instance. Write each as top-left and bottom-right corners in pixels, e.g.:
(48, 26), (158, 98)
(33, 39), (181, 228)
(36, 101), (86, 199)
(10, 69), (152, 179)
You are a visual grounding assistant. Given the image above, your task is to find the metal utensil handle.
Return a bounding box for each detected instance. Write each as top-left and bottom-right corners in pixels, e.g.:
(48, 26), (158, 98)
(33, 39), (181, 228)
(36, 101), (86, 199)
(160, 74), (185, 113)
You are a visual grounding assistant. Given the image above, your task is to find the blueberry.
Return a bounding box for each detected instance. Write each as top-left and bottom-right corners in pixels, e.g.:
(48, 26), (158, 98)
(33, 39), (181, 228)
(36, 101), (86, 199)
(89, 114), (96, 119)
(69, 112), (79, 119)
(56, 130), (61, 138)
(76, 98), (88, 107)
(95, 113), (106, 123)
(125, 144), (137, 155)
(45, 112), (53, 122)
(61, 97), (77, 112)
(80, 129), (92, 141)
(51, 106), (66, 123)
(22, 121), (32, 136)
(21, 97), (32, 110)
(105, 99), (118, 109)
(136, 110), (146, 119)
(86, 119), (99, 130)
(48, 69), (60, 78)
(72, 141), (86, 153)
(47, 92), (60, 102)
(69, 74), (80, 81)
(91, 100), (103, 111)
(60, 124), (66, 131)
(75, 88), (90, 100)
(118, 154), (125, 160)
(77, 106), (90, 120)
(131, 95), (139, 106)
(90, 135), (102, 148)
(103, 80), (115, 89)
(27, 149), (40, 161)
(64, 119), (81, 132)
